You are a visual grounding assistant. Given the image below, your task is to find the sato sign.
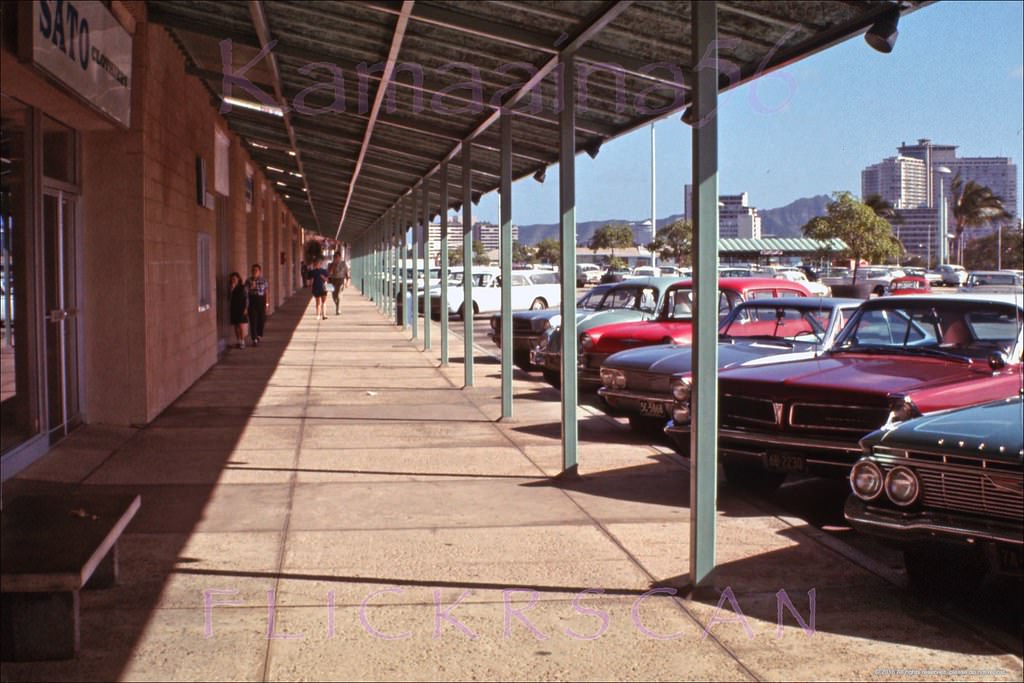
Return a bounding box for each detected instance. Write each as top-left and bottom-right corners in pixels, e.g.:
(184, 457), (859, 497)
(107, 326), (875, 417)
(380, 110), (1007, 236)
(29, 0), (132, 127)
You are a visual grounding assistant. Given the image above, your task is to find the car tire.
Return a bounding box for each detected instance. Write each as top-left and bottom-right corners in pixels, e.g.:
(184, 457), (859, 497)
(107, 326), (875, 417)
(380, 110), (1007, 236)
(627, 415), (666, 434)
(530, 298), (547, 310)
(542, 368), (561, 389)
(722, 462), (786, 494)
(903, 544), (987, 596)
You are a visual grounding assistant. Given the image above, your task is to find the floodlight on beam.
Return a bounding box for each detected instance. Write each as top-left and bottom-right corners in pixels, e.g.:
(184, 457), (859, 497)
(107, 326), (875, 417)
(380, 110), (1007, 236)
(533, 167), (547, 183)
(585, 139), (602, 159)
(865, 7), (900, 54)
(472, 191), (482, 205)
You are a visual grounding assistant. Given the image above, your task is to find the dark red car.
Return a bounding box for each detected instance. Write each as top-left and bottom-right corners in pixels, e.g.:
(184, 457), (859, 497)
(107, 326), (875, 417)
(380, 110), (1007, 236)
(665, 294), (1024, 492)
(576, 278), (810, 388)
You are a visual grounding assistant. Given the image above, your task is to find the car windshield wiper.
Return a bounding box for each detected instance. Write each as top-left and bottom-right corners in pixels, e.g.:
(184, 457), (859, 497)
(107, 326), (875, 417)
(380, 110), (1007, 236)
(832, 343), (893, 354)
(741, 336), (795, 347)
(893, 346), (973, 364)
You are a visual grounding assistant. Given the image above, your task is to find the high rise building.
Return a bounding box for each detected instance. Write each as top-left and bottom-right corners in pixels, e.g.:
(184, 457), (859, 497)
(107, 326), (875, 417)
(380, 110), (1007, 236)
(472, 221), (518, 251)
(684, 186), (762, 239)
(861, 139), (1018, 264)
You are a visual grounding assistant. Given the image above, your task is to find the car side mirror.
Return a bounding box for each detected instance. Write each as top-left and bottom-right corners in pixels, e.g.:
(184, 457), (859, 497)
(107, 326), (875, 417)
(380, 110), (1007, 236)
(988, 351), (1008, 371)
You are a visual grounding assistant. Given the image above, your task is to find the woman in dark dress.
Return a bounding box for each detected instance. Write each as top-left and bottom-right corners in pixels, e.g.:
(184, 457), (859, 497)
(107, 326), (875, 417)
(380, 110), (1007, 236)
(228, 272), (249, 349)
(310, 260), (329, 320)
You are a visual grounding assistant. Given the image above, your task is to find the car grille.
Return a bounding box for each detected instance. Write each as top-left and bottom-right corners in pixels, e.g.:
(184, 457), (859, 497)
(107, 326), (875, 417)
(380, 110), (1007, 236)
(720, 394), (777, 426)
(789, 402), (889, 434)
(513, 319), (534, 334)
(623, 371), (671, 394)
(875, 452), (1023, 522)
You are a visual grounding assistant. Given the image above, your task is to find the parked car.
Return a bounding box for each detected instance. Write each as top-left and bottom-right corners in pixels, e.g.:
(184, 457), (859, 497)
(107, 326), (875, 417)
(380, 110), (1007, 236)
(627, 266), (659, 279)
(845, 395), (1023, 593)
(774, 269), (831, 296)
(490, 284), (615, 369)
(886, 275), (931, 296)
(573, 278), (811, 390)
(939, 264), (968, 287)
(576, 263), (602, 287)
(422, 268), (561, 319)
(597, 297), (862, 433)
(531, 277), (682, 387)
(600, 267), (633, 284)
(822, 266), (902, 296)
(963, 270), (1023, 293)
(665, 294), (1024, 492)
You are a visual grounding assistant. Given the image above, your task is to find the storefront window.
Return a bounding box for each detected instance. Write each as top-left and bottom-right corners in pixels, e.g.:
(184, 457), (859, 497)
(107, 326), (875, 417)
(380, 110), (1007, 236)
(1, 94), (35, 453)
(42, 115), (76, 184)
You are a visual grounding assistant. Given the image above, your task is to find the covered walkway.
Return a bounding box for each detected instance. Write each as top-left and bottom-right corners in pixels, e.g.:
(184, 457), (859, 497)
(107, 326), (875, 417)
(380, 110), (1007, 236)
(3, 290), (1018, 681)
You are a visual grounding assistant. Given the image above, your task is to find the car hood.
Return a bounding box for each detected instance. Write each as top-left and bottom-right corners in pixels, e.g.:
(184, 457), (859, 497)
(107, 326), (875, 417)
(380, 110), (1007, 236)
(865, 396), (1024, 464)
(604, 339), (817, 375)
(590, 320), (693, 352)
(719, 353), (992, 396)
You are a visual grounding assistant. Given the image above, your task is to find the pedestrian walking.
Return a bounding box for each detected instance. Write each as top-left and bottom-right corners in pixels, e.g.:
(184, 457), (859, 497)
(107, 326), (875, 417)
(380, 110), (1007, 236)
(228, 272), (249, 349)
(246, 264), (269, 345)
(327, 252), (349, 315)
(310, 259), (329, 320)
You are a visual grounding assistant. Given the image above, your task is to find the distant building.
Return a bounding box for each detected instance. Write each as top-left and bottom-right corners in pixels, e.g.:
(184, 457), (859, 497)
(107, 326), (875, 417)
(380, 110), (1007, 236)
(861, 139), (1019, 264)
(473, 221), (518, 251)
(684, 185), (762, 239)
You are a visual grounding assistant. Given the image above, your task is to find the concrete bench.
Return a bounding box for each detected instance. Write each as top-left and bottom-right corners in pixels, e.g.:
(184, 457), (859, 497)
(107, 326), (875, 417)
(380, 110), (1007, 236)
(1, 493), (141, 661)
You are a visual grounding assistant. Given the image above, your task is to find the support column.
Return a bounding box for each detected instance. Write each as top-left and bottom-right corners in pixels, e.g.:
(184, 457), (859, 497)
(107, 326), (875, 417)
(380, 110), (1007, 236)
(462, 144), (474, 386)
(384, 211), (392, 318)
(440, 163), (450, 366)
(400, 200), (408, 330)
(689, 0), (720, 588)
(559, 52), (578, 475)
(422, 180), (431, 350)
(500, 109), (514, 419)
(411, 192), (420, 339)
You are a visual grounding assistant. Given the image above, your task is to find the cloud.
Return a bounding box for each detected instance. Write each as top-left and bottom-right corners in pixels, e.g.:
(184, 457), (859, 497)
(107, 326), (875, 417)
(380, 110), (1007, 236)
(1011, 64), (1024, 79)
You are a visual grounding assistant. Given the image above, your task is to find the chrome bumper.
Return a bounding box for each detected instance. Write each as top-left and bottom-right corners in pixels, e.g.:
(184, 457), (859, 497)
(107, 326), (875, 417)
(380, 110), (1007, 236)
(598, 388), (674, 408)
(844, 497), (1024, 547)
(718, 428), (862, 456)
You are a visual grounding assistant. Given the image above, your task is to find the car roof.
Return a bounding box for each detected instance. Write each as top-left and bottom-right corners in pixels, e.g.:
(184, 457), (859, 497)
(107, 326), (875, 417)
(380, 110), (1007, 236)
(608, 276), (681, 288)
(859, 293), (1024, 310)
(735, 296), (862, 309)
(671, 277), (810, 290)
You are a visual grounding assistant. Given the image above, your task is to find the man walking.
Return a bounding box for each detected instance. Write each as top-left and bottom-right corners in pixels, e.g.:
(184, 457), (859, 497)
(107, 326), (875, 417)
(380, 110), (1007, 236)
(327, 251), (349, 315)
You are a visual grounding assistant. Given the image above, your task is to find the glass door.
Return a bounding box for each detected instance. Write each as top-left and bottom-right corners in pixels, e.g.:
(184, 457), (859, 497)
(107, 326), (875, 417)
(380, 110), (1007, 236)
(42, 190), (80, 442)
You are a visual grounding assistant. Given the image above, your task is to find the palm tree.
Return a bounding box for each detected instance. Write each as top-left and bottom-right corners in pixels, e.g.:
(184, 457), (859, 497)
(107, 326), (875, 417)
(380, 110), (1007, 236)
(948, 173), (1011, 264)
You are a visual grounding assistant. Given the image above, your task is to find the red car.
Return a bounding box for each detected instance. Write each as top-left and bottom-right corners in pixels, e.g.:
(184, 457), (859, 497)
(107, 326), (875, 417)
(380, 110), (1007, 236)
(665, 294), (1024, 492)
(577, 278), (810, 388)
(887, 275), (931, 295)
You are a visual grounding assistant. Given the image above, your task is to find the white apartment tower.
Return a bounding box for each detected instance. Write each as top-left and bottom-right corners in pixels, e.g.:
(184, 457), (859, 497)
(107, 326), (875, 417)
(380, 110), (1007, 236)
(683, 186), (762, 239)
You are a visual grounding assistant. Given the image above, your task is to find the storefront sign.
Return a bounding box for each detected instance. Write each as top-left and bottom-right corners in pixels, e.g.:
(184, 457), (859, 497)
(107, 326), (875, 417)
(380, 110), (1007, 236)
(26, 0), (133, 127)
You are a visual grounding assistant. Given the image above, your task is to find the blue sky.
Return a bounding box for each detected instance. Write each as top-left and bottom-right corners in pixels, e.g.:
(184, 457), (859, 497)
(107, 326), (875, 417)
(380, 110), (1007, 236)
(469, 1), (1024, 226)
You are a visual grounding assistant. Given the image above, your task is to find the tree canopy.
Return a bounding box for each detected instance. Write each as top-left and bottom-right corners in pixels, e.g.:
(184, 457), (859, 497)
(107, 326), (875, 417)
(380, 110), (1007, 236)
(646, 219), (693, 266)
(801, 191), (901, 283)
(949, 174), (1011, 264)
(534, 238), (561, 265)
(589, 223), (635, 260)
(964, 227), (1023, 271)
(449, 240), (490, 266)
(511, 241), (536, 265)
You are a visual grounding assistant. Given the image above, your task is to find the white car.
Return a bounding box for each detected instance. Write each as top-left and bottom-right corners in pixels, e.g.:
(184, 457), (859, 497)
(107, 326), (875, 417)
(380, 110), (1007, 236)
(939, 264), (968, 287)
(774, 269), (831, 296)
(424, 267), (563, 319)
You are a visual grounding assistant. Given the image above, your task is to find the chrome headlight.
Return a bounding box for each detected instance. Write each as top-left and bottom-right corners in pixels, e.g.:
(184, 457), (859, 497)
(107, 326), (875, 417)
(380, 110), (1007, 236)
(884, 466), (920, 506)
(580, 333), (594, 351)
(671, 376), (692, 401)
(850, 459), (884, 501)
(887, 395), (921, 424)
(600, 368), (626, 389)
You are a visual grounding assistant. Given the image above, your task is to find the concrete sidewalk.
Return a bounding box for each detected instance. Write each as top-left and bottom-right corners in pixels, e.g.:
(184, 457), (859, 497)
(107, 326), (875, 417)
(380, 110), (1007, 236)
(2, 291), (1021, 682)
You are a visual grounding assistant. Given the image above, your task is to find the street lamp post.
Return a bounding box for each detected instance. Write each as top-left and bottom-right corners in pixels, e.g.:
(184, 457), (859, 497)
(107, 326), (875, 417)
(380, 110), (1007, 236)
(935, 165), (952, 266)
(650, 122), (657, 270)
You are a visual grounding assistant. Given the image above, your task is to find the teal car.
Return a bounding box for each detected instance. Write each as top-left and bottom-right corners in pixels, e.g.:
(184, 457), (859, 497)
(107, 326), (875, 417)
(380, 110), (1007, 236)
(846, 395), (1024, 593)
(533, 277), (682, 388)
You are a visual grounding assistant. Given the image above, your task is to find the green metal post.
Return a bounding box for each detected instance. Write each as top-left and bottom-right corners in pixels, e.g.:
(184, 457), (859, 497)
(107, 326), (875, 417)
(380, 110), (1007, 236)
(400, 200), (408, 330)
(559, 52), (578, 475)
(440, 163), (450, 366)
(500, 109), (513, 419)
(422, 180), (431, 351)
(462, 144), (473, 386)
(690, 0), (720, 588)
(411, 191), (419, 340)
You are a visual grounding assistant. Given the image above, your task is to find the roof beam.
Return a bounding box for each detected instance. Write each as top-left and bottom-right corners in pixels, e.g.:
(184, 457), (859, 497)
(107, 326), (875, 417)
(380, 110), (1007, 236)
(248, 0), (322, 232)
(336, 1), (415, 238)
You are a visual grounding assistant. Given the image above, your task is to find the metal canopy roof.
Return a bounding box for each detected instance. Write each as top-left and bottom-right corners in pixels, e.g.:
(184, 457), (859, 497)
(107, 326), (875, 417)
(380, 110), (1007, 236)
(719, 236), (848, 253)
(146, 0), (928, 241)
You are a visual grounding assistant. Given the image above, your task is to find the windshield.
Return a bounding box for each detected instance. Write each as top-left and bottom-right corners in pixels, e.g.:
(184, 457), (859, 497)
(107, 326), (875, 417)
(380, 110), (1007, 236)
(721, 305), (830, 343)
(578, 290), (603, 310)
(598, 286), (658, 312)
(833, 301), (1022, 360)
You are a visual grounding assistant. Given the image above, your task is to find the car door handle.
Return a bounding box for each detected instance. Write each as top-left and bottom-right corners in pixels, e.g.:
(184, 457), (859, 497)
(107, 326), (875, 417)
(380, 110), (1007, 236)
(47, 309), (68, 322)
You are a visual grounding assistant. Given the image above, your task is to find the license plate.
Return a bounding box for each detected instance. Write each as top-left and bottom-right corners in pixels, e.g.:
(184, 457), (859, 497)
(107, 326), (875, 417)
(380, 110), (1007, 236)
(765, 453), (805, 473)
(638, 400), (667, 417)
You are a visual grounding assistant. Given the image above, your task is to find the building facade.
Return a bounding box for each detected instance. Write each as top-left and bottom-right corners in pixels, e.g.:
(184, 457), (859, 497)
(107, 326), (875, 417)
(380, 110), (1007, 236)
(1, 2), (304, 478)
(860, 155), (929, 209)
(684, 186), (762, 239)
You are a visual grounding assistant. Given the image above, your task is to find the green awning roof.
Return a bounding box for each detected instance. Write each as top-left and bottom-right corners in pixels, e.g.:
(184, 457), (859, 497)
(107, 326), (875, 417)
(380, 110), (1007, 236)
(719, 237), (847, 254)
